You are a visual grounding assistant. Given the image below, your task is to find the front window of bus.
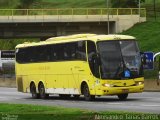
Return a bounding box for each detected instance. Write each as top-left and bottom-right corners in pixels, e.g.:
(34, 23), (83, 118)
(97, 40), (143, 79)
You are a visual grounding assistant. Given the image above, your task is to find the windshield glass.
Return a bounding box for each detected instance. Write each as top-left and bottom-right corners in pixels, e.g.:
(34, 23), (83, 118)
(97, 40), (143, 79)
(120, 41), (141, 71)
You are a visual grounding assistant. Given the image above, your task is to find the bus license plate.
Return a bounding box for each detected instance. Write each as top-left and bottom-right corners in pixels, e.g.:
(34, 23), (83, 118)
(122, 89), (129, 93)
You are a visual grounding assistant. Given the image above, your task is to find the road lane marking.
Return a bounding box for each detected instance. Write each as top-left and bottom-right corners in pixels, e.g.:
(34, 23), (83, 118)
(140, 104), (160, 107)
(0, 96), (10, 101)
(107, 103), (124, 105)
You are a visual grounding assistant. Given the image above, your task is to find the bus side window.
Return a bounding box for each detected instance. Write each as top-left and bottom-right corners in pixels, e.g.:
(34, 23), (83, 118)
(50, 45), (58, 61)
(46, 46), (51, 61)
(70, 43), (77, 60)
(64, 44), (69, 60)
(58, 44), (65, 60)
(27, 47), (36, 63)
(76, 41), (86, 61)
(65, 42), (76, 60)
(35, 46), (50, 62)
(16, 48), (26, 63)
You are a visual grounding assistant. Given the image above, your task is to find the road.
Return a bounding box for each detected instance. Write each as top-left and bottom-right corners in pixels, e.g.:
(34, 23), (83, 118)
(0, 87), (159, 113)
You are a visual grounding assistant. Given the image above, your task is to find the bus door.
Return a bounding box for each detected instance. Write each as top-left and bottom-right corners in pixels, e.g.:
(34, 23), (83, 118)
(69, 41), (88, 94)
(87, 41), (100, 95)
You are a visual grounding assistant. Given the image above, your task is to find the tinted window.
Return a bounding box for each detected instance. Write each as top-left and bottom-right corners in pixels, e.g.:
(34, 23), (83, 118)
(1, 50), (15, 59)
(87, 41), (97, 75)
(16, 48), (26, 63)
(16, 41), (87, 63)
(36, 46), (50, 62)
(98, 41), (122, 79)
(76, 41), (86, 61)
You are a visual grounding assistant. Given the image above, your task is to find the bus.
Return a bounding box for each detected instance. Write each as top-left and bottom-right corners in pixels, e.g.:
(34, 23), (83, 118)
(15, 34), (144, 101)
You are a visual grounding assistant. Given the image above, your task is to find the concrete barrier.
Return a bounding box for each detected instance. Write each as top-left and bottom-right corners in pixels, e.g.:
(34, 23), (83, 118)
(0, 78), (160, 91)
(0, 78), (16, 88)
(144, 79), (160, 92)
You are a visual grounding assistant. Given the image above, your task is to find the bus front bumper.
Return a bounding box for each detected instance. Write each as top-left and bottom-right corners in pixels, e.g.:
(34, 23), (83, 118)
(96, 85), (144, 95)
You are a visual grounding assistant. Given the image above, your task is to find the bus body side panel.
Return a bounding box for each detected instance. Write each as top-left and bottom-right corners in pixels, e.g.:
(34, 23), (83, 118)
(45, 61), (94, 95)
(16, 62), (46, 93)
(70, 61), (96, 95)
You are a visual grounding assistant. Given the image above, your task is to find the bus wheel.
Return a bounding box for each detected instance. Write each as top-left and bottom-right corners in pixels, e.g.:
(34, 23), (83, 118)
(30, 83), (39, 99)
(39, 83), (49, 99)
(73, 95), (80, 99)
(83, 84), (95, 101)
(117, 93), (128, 100)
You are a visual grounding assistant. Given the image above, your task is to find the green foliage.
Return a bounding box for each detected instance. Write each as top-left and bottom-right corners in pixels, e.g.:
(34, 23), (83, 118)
(0, 0), (19, 9)
(142, 0), (160, 21)
(0, 0), (108, 9)
(0, 103), (158, 120)
(31, 0), (106, 9)
(0, 103), (84, 120)
(19, 0), (34, 7)
(18, 0), (41, 9)
(111, 0), (145, 8)
(122, 21), (160, 52)
(0, 39), (39, 50)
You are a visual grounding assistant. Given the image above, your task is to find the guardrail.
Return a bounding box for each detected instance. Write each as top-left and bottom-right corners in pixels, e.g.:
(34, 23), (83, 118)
(0, 8), (146, 17)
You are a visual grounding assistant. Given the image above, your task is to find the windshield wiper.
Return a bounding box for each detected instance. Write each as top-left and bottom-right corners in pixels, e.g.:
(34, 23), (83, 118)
(114, 61), (124, 79)
(114, 41), (131, 79)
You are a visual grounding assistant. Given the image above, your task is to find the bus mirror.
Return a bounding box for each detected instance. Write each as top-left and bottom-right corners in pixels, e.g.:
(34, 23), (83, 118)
(140, 52), (146, 65)
(158, 56), (160, 71)
(92, 53), (101, 78)
(92, 53), (101, 65)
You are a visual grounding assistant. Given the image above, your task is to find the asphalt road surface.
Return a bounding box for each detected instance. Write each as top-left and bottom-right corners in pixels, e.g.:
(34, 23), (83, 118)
(0, 87), (160, 113)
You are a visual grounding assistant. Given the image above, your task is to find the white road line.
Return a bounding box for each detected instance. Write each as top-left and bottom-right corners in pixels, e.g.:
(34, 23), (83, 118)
(0, 96), (10, 101)
(107, 103), (124, 105)
(140, 104), (160, 107)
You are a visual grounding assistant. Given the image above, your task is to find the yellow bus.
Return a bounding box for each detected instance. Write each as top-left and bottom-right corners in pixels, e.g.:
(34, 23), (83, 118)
(15, 34), (144, 101)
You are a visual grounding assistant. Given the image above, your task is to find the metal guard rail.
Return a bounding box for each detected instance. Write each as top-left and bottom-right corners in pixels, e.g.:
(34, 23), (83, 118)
(0, 8), (146, 17)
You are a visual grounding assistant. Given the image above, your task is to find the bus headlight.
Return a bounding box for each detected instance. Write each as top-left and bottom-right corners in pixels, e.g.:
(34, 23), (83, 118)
(103, 84), (113, 87)
(136, 81), (144, 86)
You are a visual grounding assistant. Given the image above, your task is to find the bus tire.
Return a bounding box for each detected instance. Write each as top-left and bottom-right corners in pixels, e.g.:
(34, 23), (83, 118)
(117, 93), (128, 100)
(30, 82), (39, 99)
(38, 83), (49, 99)
(83, 84), (95, 101)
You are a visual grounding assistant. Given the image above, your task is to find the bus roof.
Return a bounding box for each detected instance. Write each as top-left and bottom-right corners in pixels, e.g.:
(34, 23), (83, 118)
(16, 34), (136, 48)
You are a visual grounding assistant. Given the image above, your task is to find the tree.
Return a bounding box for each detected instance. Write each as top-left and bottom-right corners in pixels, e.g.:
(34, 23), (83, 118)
(19, 0), (35, 9)
(0, 0), (12, 8)
(110, 0), (145, 8)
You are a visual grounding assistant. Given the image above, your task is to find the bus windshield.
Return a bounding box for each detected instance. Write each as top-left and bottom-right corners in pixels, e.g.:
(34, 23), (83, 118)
(97, 40), (143, 79)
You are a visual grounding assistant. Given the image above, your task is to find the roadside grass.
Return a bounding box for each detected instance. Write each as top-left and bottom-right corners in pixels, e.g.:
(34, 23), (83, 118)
(0, 103), (159, 120)
(1, 0), (160, 9)
(15, 0), (160, 9)
(122, 21), (160, 53)
(0, 103), (85, 120)
(30, 0), (107, 9)
(0, 0), (107, 9)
